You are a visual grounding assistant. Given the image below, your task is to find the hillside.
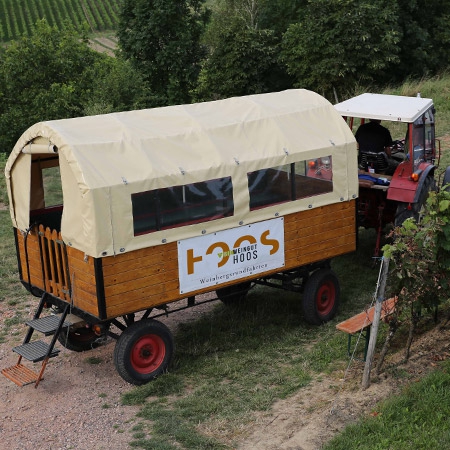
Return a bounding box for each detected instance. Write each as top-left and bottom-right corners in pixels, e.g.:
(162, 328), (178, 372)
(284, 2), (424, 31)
(0, 0), (120, 41)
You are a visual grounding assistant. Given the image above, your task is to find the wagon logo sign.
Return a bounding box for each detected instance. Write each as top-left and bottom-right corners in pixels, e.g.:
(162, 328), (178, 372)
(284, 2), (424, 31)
(178, 218), (285, 294)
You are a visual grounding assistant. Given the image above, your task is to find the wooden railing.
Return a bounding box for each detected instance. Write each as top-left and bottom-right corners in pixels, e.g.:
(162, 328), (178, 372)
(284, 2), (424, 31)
(37, 225), (71, 301)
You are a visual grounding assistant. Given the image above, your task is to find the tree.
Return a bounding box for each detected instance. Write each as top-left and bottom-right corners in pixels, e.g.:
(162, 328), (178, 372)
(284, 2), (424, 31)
(195, 22), (283, 100)
(0, 20), (103, 153)
(394, 0), (450, 81)
(117, 0), (208, 106)
(195, 0), (293, 100)
(0, 20), (147, 154)
(281, 0), (401, 99)
(83, 57), (149, 116)
(258, 0), (307, 38)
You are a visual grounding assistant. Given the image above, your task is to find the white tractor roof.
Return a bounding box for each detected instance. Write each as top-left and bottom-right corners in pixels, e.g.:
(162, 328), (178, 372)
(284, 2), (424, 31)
(334, 93), (434, 123)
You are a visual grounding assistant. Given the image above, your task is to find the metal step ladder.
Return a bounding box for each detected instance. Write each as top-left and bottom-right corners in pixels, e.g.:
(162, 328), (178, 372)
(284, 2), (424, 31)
(1, 293), (71, 388)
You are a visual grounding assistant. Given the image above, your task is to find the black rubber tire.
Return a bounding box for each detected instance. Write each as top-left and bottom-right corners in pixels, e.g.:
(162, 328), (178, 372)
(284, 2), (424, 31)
(394, 176), (435, 226)
(113, 319), (174, 385)
(58, 327), (100, 352)
(216, 281), (251, 305)
(442, 166), (450, 192)
(302, 269), (340, 325)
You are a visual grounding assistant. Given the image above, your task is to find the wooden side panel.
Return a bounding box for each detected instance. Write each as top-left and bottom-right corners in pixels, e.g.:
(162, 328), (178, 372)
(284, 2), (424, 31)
(16, 229), (45, 291)
(102, 243), (180, 318)
(102, 200), (356, 319)
(15, 201), (356, 320)
(15, 228), (100, 317)
(284, 202), (356, 264)
(66, 247), (99, 317)
(18, 225), (72, 301)
(38, 226), (71, 301)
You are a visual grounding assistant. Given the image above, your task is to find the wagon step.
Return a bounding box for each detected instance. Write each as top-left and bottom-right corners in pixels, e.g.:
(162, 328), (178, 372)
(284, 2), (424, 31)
(26, 314), (71, 336)
(12, 340), (60, 362)
(1, 293), (71, 388)
(1, 363), (40, 387)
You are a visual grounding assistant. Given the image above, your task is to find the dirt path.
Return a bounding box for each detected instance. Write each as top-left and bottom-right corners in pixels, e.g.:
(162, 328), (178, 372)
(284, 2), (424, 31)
(238, 322), (450, 449)
(89, 37), (117, 56)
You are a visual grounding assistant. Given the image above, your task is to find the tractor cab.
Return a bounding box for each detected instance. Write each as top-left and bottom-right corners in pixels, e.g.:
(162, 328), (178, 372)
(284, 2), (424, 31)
(335, 93), (437, 179)
(334, 93), (439, 257)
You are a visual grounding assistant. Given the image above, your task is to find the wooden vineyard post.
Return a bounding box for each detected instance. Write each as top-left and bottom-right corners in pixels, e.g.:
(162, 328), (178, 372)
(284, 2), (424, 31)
(362, 257), (390, 390)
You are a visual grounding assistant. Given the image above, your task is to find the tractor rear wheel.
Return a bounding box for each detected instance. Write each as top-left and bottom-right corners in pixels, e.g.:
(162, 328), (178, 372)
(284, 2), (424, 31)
(442, 166), (450, 192)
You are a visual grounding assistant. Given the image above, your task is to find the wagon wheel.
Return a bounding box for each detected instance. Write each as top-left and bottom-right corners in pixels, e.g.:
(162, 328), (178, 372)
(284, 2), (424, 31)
(113, 319), (174, 385)
(58, 327), (100, 352)
(394, 175), (436, 226)
(216, 281), (252, 305)
(302, 269), (340, 325)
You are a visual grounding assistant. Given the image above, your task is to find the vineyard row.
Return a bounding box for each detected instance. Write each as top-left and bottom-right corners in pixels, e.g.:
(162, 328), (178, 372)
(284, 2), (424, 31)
(0, 0), (121, 41)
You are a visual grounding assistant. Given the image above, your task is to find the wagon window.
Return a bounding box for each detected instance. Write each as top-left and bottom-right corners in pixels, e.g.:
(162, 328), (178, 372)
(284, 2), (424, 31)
(248, 158), (333, 210)
(29, 155), (63, 231)
(30, 156), (63, 210)
(132, 177), (234, 236)
(42, 166), (63, 206)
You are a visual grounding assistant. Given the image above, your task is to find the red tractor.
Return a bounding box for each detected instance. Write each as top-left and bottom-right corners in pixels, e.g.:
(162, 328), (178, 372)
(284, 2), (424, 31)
(334, 93), (446, 257)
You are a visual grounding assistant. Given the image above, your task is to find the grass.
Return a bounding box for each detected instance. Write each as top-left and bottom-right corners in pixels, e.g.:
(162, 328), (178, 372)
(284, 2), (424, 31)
(1, 74), (450, 449)
(323, 360), (450, 450)
(119, 75), (450, 449)
(85, 356), (103, 365)
(120, 231), (382, 449)
(385, 73), (450, 137)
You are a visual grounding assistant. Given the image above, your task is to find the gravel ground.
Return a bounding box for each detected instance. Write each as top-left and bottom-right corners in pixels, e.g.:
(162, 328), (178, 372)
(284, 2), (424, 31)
(0, 298), (217, 450)
(0, 339), (140, 450)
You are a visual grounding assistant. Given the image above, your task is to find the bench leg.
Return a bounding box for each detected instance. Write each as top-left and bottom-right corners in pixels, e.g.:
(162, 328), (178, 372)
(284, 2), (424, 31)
(346, 326), (371, 361)
(363, 327), (371, 361)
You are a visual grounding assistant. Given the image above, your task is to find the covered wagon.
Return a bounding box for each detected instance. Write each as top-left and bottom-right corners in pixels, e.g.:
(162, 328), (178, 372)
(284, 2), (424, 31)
(2, 89), (358, 386)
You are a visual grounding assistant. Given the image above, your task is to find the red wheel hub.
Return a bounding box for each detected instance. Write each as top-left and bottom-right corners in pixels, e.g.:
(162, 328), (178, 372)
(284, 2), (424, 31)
(316, 281), (336, 316)
(130, 335), (166, 374)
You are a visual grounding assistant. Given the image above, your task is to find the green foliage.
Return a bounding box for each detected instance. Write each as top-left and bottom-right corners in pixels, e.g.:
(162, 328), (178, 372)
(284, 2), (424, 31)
(395, 0), (450, 82)
(258, 0), (307, 38)
(0, 0), (120, 41)
(0, 20), (102, 151)
(196, 0), (295, 100)
(383, 187), (450, 313)
(195, 23), (284, 100)
(117, 0), (209, 106)
(0, 19), (148, 153)
(281, 0), (401, 98)
(198, 0), (449, 101)
(83, 57), (149, 115)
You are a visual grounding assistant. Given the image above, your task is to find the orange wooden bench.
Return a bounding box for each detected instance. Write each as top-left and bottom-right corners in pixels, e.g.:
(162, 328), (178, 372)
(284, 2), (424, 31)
(336, 297), (398, 360)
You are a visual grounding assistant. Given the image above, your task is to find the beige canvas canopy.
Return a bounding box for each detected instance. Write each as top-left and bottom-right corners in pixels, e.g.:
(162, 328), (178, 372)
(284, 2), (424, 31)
(5, 89), (358, 258)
